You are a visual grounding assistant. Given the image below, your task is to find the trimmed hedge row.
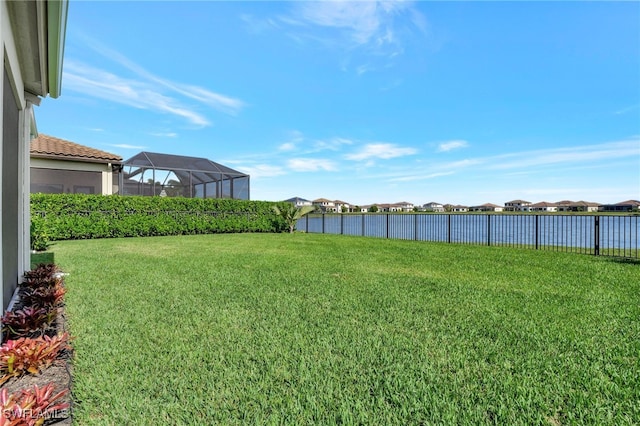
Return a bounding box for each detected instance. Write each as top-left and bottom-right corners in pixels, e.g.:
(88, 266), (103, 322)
(31, 194), (288, 241)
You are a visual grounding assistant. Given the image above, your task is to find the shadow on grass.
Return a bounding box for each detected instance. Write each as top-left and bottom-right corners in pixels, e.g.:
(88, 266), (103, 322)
(601, 256), (640, 266)
(30, 251), (55, 269)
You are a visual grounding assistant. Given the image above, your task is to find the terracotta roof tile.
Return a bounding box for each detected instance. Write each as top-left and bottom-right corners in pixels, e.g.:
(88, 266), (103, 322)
(30, 134), (122, 163)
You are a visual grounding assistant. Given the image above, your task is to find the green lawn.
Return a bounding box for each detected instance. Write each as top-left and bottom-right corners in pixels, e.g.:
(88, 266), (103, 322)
(53, 234), (639, 425)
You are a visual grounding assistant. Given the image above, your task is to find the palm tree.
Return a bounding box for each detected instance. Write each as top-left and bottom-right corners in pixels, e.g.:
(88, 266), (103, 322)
(272, 204), (315, 233)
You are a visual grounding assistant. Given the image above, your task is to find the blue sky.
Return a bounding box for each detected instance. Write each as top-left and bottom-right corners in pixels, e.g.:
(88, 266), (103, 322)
(36, 1), (640, 206)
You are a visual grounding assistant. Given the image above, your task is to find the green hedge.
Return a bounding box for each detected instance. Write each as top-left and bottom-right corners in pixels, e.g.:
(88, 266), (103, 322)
(31, 194), (288, 241)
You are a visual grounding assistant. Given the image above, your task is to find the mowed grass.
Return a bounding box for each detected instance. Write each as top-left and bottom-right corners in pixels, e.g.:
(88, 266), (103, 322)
(53, 234), (639, 425)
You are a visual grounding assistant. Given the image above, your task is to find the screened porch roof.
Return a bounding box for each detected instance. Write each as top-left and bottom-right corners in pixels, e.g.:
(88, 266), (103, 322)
(123, 151), (248, 184)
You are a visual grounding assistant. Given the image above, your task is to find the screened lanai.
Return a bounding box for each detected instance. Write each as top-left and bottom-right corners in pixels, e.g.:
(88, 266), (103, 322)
(120, 152), (250, 199)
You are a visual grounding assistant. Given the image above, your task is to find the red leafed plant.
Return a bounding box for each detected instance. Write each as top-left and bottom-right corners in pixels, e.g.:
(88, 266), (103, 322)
(0, 334), (71, 384)
(0, 384), (69, 426)
(21, 264), (61, 289)
(1, 308), (57, 340)
(19, 284), (66, 310)
(0, 388), (19, 426)
(22, 264), (60, 281)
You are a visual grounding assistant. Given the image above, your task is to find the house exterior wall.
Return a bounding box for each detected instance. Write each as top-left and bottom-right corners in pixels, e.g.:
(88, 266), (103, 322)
(531, 206), (557, 212)
(30, 158), (110, 194)
(2, 67), (20, 309)
(0, 0), (67, 312)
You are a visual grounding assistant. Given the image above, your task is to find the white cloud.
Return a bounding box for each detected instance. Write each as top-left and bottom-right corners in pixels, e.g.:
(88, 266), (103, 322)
(278, 142), (297, 151)
(357, 139), (639, 186)
(389, 171), (454, 182)
(109, 143), (146, 150)
(345, 143), (417, 161)
(437, 140), (469, 152)
(278, 134), (353, 153)
(357, 64), (374, 75)
(64, 62), (212, 127)
(236, 164), (286, 179)
(614, 104), (639, 115)
(288, 158), (338, 172)
(85, 38), (246, 115)
(291, 0), (418, 49)
(64, 37), (245, 126)
(278, 130), (305, 151)
(277, 0), (428, 71)
(240, 14), (282, 34)
(313, 137), (354, 151)
(150, 132), (178, 138)
(487, 140), (640, 170)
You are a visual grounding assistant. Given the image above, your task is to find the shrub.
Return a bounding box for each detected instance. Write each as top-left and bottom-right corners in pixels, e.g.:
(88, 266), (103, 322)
(29, 219), (50, 252)
(31, 194), (289, 240)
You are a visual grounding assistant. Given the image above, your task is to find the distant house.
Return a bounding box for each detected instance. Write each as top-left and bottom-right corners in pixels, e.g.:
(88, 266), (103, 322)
(504, 199), (532, 212)
(395, 201), (415, 212)
(284, 197), (313, 208)
(470, 203), (504, 212)
(313, 198), (337, 212)
(334, 200), (351, 212)
(529, 202), (558, 212)
(377, 203), (409, 212)
(599, 200), (640, 212)
(450, 205), (469, 212)
(556, 200), (600, 212)
(30, 134), (122, 195)
(423, 202), (445, 212)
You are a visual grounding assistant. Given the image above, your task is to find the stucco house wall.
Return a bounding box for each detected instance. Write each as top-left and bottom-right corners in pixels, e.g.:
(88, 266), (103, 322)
(0, 0), (68, 311)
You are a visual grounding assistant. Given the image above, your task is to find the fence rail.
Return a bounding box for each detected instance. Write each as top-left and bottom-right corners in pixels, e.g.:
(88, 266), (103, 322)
(298, 213), (640, 259)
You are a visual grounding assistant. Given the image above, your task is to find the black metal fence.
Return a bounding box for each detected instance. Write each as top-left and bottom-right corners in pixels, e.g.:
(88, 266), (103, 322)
(298, 214), (640, 259)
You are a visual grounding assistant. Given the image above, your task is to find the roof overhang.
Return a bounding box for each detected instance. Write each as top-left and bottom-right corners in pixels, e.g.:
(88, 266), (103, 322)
(46, 0), (67, 98)
(30, 153), (123, 165)
(7, 0), (68, 99)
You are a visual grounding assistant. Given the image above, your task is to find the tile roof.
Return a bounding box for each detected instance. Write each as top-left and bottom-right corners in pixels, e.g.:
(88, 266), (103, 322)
(30, 134), (122, 163)
(530, 201), (558, 207)
(615, 200), (640, 206)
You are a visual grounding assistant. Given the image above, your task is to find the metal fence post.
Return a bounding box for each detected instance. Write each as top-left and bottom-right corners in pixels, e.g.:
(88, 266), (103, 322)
(414, 213), (418, 241)
(306, 214), (309, 233)
(447, 214), (451, 243)
(594, 215), (600, 256)
(386, 214), (390, 239)
(322, 213), (325, 234)
(487, 214), (491, 246)
(535, 215), (539, 250)
(340, 213), (344, 235)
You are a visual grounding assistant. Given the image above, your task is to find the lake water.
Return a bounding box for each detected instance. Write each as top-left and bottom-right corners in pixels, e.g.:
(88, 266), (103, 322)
(297, 214), (639, 257)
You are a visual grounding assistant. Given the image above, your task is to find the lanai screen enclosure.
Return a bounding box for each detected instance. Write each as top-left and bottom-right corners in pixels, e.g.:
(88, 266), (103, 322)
(120, 152), (250, 199)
